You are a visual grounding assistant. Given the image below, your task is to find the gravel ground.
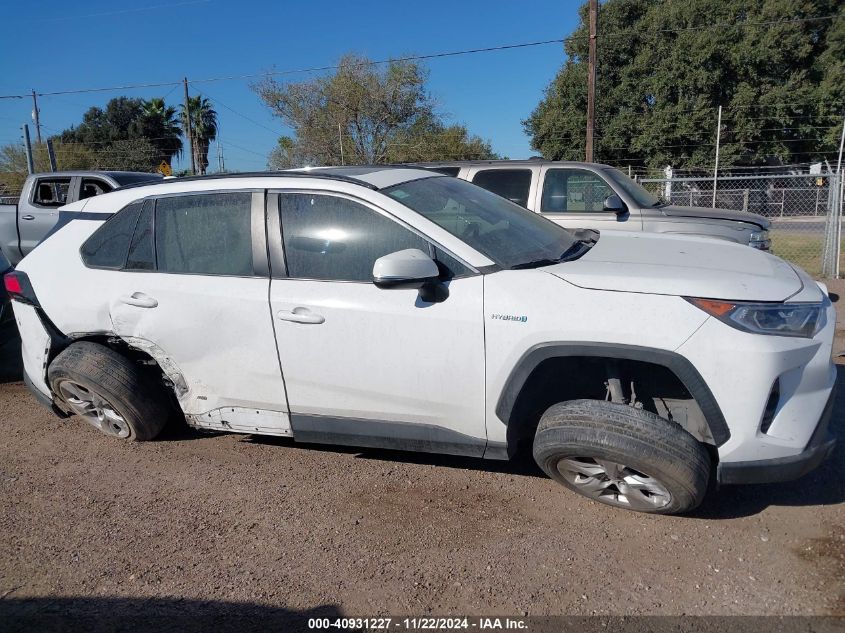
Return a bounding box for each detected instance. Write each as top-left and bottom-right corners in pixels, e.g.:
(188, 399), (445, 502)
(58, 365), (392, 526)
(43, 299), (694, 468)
(0, 281), (843, 624)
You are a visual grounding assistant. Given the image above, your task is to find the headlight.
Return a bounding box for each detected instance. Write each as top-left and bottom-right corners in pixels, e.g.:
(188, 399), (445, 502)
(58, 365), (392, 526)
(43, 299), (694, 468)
(749, 230), (770, 250)
(686, 297), (828, 338)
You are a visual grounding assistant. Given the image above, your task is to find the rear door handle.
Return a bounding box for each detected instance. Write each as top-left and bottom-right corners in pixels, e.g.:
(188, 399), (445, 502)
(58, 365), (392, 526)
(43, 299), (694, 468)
(21, 215), (35, 220)
(276, 307), (325, 324)
(119, 292), (158, 308)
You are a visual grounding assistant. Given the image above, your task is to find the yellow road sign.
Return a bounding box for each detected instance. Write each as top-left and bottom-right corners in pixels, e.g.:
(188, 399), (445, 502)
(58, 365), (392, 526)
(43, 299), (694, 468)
(157, 161), (172, 177)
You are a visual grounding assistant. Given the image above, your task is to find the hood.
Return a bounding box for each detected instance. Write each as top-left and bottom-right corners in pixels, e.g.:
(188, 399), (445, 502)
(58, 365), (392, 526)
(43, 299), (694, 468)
(545, 231), (812, 302)
(651, 204), (770, 229)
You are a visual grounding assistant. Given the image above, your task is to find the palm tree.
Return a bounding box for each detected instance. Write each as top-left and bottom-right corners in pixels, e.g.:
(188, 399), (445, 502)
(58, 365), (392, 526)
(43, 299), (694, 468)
(139, 98), (182, 167)
(181, 96), (217, 174)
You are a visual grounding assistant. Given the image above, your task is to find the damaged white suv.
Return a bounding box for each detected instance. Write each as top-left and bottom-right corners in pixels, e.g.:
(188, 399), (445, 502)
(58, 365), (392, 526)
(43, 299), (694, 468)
(6, 167), (837, 514)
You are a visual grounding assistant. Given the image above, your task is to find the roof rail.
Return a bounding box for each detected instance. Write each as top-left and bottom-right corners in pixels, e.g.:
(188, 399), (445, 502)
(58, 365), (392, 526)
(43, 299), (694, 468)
(114, 170), (379, 191)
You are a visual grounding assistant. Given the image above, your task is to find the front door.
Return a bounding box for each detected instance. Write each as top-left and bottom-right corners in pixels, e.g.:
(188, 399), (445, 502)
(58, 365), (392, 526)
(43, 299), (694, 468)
(20, 175), (72, 255)
(268, 190), (487, 456)
(536, 167), (643, 232)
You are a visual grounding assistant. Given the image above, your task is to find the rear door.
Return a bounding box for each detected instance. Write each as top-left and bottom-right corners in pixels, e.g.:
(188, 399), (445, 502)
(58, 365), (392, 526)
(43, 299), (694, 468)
(20, 175), (72, 254)
(105, 190), (291, 435)
(535, 166), (642, 232)
(267, 189), (487, 456)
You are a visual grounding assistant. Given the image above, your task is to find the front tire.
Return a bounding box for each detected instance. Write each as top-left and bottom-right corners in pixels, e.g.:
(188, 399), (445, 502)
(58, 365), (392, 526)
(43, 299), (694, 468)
(532, 399), (711, 514)
(48, 341), (170, 441)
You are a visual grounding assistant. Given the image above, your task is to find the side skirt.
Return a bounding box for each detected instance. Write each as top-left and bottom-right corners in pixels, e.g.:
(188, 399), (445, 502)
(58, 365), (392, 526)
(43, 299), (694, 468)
(289, 414), (496, 459)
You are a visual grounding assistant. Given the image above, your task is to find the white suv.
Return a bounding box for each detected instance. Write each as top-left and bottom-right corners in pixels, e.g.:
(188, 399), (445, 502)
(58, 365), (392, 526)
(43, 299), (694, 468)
(6, 167), (837, 514)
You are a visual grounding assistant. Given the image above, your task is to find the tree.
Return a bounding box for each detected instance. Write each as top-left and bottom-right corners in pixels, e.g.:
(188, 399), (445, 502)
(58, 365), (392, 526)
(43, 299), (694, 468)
(0, 141), (95, 195)
(139, 98), (183, 166)
(255, 53), (497, 166)
(60, 97), (145, 147)
(181, 96), (217, 174)
(93, 138), (159, 172)
(58, 96), (182, 170)
(524, 0), (845, 168)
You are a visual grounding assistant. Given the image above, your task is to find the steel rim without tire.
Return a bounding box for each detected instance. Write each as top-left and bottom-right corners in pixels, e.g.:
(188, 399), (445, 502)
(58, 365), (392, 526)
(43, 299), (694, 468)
(556, 456), (672, 510)
(58, 381), (131, 438)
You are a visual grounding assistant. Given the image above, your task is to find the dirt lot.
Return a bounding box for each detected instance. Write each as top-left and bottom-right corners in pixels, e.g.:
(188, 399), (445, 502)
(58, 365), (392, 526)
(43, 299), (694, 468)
(1, 281), (843, 625)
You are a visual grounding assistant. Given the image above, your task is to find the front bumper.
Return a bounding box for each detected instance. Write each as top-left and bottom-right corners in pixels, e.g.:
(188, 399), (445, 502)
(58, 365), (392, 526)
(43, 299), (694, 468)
(717, 384), (837, 485)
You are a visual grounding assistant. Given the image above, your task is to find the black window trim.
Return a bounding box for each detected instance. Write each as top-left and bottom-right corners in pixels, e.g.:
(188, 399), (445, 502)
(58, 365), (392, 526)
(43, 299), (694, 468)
(267, 188), (479, 284)
(80, 188), (269, 279)
(124, 198), (155, 271)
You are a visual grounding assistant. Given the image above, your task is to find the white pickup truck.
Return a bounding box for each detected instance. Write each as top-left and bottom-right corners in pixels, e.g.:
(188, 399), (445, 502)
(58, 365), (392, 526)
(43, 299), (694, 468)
(0, 171), (162, 266)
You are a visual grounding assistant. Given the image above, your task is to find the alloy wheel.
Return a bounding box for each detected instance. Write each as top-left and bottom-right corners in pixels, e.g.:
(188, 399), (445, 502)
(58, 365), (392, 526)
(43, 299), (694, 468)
(58, 381), (131, 438)
(556, 456), (672, 511)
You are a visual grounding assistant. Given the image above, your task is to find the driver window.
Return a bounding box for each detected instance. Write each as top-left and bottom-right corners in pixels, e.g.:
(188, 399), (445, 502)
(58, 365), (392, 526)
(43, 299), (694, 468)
(278, 193), (430, 282)
(32, 177), (71, 207)
(541, 169), (614, 213)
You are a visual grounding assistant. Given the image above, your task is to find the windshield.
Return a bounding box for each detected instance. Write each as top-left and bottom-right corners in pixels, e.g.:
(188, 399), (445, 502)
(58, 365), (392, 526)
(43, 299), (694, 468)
(602, 168), (662, 207)
(384, 176), (577, 269)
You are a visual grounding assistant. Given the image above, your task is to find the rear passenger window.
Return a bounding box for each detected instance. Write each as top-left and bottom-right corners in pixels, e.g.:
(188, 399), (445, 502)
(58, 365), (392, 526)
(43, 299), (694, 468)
(155, 193), (253, 276)
(80, 202), (143, 269)
(279, 193), (429, 282)
(471, 169), (532, 207)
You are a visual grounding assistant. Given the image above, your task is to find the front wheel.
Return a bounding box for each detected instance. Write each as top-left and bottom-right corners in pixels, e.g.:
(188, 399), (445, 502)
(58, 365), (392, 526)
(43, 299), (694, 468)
(532, 399), (711, 514)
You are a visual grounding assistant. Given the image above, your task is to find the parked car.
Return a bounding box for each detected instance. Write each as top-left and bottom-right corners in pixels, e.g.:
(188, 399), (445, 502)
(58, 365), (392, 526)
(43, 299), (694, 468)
(0, 249), (22, 381)
(412, 160), (772, 250)
(0, 170), (164, 265)
(5, 167), (835, 514)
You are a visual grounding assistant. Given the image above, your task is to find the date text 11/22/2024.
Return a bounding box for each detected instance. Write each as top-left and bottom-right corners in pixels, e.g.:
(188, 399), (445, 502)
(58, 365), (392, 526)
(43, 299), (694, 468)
(307, 617), (528, 630)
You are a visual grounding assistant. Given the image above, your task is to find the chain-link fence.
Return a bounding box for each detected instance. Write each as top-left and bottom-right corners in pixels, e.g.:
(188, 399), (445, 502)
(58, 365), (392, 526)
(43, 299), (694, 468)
(638, 172), (844, 278)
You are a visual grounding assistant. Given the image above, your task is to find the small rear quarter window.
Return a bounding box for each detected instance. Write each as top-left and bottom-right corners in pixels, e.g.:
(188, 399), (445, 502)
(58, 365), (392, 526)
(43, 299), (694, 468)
(80, 201), (143, 269)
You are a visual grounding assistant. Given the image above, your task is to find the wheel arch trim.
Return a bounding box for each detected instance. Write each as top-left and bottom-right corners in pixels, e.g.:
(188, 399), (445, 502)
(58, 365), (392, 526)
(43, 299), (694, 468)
(495, 342), (731, 447)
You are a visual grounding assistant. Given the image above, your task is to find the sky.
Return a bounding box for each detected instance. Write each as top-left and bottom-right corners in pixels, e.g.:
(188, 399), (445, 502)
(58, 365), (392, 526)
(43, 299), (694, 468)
(0, 0), (579, 172)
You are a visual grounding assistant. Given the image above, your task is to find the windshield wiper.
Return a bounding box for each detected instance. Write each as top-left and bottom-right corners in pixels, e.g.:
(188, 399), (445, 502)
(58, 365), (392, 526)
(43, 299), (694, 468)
(510, 258), (561, 270)
(510, 241), (590, 269)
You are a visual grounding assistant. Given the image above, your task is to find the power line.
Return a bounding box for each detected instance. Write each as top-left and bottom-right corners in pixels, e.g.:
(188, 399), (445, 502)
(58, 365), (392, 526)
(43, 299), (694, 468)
(39, 0), (211, 22)
(193, 88), (283, 136)
(1, 13), (839, 100)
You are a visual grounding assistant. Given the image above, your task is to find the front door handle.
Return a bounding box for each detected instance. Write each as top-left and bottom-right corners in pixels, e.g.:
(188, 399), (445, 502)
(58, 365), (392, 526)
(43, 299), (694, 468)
(276, 307), (325, 324)
(21, 215), (35, 220)
(119, 292), (158, 308)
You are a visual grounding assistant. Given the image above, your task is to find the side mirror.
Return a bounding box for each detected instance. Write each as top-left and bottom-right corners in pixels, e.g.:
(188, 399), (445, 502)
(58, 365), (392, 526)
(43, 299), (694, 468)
(373, 249), (440, 289)
(603, 194), (627, 215)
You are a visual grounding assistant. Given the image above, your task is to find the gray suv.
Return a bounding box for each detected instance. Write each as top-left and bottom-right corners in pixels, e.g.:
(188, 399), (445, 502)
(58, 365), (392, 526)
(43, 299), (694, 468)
(414, 160), (771, 250)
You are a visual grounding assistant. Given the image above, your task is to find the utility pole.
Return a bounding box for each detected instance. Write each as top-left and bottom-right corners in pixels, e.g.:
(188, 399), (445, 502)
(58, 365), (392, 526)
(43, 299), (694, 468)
(712, 105), (722, 208)
(338, 122), (345, 165)
(31, 90), (42, 144)
(46, 138), (58, 171)
(585, 0), (598, 162)
(22, 125), (34, 174)
(183, 78), (196, 175)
